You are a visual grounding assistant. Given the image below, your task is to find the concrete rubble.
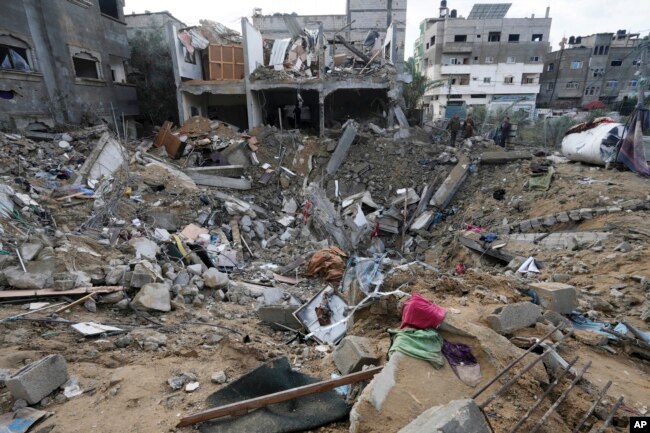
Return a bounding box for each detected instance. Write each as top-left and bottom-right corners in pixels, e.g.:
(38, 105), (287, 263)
(0, 91), (649, 433)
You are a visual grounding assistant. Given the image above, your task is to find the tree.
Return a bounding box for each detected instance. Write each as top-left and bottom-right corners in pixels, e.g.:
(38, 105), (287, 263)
(128, 30), (178, 126)
(402, 57), (446, 112)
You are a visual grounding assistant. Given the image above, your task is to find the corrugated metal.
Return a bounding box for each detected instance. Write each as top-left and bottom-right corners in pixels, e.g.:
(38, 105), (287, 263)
(282, 15), (303, 38)
(270, 38), (291, 67)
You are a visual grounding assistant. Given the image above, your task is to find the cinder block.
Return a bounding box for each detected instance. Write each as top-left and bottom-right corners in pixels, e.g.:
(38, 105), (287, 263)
(398, 399), (491, 433)
(486, 302), (541, 334)
(333, 336), (380, 374)
(529, 282), (577, 314)
(6, 355), (69, 404)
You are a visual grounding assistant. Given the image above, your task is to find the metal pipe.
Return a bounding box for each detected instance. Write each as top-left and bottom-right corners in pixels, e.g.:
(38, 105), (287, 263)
(478, 332), (571, 409)
(529, 361), (592, 433)
(472, 324), (563, 399)
(593, 395), (624, 433)
(16, 248), (26, 272)
(509, 356), (580, 433)
(571, 380), (612, 433)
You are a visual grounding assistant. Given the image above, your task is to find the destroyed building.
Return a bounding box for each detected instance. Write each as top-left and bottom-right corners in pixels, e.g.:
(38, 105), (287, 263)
(169, 0), (408, 135)
(415, 2), (551, 119)
(0, 0), (138, 130)
(537, 31), (647, 110)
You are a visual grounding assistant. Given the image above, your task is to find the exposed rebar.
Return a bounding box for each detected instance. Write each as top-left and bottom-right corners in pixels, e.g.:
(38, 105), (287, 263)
(571, 380), (612, 433)
(593, 395), (624, 433)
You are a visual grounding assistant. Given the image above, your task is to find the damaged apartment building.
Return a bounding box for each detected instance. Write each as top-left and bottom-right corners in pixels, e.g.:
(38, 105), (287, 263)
(537, 30), (647, 110)
(0, 0), (138, 130)
(414, 2), (551, 119)
(168, 0), (408, 136)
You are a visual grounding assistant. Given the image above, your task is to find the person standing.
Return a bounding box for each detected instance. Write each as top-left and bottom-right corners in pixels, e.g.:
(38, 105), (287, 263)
(447, 114), (461, 147)
(462, 115), (475, 139)
(500, 116), (512, 148)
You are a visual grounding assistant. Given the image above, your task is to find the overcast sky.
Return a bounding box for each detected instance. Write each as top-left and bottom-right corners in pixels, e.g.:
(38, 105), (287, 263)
(125, 0), (650, 56)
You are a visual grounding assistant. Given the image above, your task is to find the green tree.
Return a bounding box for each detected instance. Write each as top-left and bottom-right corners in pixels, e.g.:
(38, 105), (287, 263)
(403, 57), (446, 112)
(128, 30), (178, 126)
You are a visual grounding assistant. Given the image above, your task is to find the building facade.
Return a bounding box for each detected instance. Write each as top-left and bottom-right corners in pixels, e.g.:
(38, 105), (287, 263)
(125, 11), (185, 44)
(537, 31), (645, 109)
(416, 2), (551, 119)
(0, 0), (138, 130)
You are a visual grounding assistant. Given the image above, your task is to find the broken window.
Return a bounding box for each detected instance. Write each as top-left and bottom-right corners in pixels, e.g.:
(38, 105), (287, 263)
(470, 94), (486, 98)
(522, 76), (535, 84)
(629, 80), (638, 87)
(72, 53), (99, 79)
(606, 80), (618, 88)
(109, 55), (126, 83)
(430, 36), (435, 45)
(449, 58), (460, 65)
(529, 56), (540, 62)
(531, 34), (543, 42)
(547, 63), (554, 71)
(459, 76), (470, 85)
(592, 67), (604, 77)
(448, 94), (462, 99)
(604, 45), (609, 55)
(584, 86), (600, 95)
(426, 43), (429, 49)
(483, 77), (491, 83)
(485, 56), (494, 64)
(593, 46), (599, 55)
(633, 59), (642, 66)
(566, 82), (578, 89)
(610, 59), (622, 66)
(598, 46), (604, 55)
(546, 82), (554, 91)
(454, 34), (467, 42)
(0, 44), (31, 72)
(570, 61), (582, 69)
(504, 75), (514, 84)
(506, 56), (516, 64)
(508, 34), (520, 42)
(98, 0), (119, 19)
(488, 32), (501, 42)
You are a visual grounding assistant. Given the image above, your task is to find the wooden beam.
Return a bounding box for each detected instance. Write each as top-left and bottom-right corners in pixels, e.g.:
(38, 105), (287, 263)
(185, 165), (245, 178)
(334, 35), (371, 63)
(177, 366), (383, 427)
(54, 292), (96, 314)
(0, 286), (122, 299)
(230, 219), (244, 263)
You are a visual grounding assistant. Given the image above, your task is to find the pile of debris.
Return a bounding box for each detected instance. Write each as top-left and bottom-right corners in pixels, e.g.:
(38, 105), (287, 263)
(0, 111), (648, 433)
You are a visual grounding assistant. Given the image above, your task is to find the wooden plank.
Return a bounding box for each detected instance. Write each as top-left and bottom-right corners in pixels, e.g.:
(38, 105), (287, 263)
(177, 366), (383, 427)
(230, 219), (244, 263)
(275, 252), (314, 275)
(0, 286), (123, 299)
(54, 292), (96, 313)
(187, 173), (251, 190)
(458, 233), (516, 263)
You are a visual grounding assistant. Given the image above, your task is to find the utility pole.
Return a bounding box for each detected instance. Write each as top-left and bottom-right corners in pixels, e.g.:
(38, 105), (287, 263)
(548, 37), (566, 109)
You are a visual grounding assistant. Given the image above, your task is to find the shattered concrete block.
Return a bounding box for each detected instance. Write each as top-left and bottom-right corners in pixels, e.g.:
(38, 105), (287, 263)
(555, 212), (570, 223)
(573, 329), (608, 346)
(132, 282), (171, 312)
(569, 210), (582, 221)
(105, 265), (128, 285)
(542, 215), (556, 227)
(3, 267), (49, 290)
(529, 218), (542, 230)
(529, 282), (577, 314)
(257, 305), (302, 330)
(606, 206), (622, 213)
(594, 207), (608, 216)
(579, 208), (594, 219)
(542, 310), (572, 329)
(519, 220), (532, 232)
(619, 199), (645, 211)
(202, 268), (229, 289)
(128, 237), (159, 261)
(19, 242), (43, 262)
(129, 263), (156, 288)
(398, 399), (491, 433)
(486, 302), (542, 334)
(6, 355), (69, 405)
(333, 336), (380, 375)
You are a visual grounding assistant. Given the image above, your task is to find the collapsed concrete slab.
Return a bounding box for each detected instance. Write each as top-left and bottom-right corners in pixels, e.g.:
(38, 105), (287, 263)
(6, 354), (69, 404)
(327, 123), (358, 175)
(486, 302), (542, 334)
(398, 399), (491, 433)
(480, 150), (532, 164)
(257, 305), (302, 330)
(332, 336), (380, 375)
(429, 154), (470, 209)
(528, 282), (577, 314)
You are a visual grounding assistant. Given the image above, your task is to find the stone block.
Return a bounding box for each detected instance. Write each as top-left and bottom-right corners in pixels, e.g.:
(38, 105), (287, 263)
(529, 218), (542, 229)
(542, 215), (557, 227)
(542, 310), (572, 329)
(579, 208), (594, 219)
(202, 268), (229, 289)
(6, 355), (69, 404)
(132, 282), (171, 312)
(529, 282), (577, 314)
(398, 399), (491, 433)
(129, 263), (156, 288)
(594, 207), (608, 216)
(486, 302), (541, 334)
(257, 305), (302, 330)
(519, 220), (532, 232)
(333, 336), (380, 375)
(606, 206), (622, 213)
(555, 212), (570, 223)
(619, 199), (644, 211)
(569, 210), (582, 221)
(128, 237), (159, 260)
(3, 267), (48, 290)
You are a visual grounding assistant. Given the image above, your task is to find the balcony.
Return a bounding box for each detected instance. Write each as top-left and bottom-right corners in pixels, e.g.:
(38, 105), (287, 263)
(440, 64), (473, 74)
(442, 42), (473, 53)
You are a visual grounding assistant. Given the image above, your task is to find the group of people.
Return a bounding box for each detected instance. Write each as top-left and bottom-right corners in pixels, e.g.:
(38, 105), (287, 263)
(446, 114), (512, 148)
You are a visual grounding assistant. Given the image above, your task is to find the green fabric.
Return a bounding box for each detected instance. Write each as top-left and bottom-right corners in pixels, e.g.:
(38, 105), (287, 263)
(388, 328), (444, 369)
(528, 166), (555, 191)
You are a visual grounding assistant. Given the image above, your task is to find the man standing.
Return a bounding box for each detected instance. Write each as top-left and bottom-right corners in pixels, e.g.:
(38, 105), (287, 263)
(462, 115), (475, 139)
(500, 116), (512, 148)
(447, 114), (461, 147)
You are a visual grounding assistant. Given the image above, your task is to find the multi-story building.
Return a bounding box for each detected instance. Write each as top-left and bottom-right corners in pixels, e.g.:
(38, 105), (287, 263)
(416, 2), (551, 119)
(537, 31), (646, 109)
(125, 11), (185, 44)
(0, 0), (138, 130)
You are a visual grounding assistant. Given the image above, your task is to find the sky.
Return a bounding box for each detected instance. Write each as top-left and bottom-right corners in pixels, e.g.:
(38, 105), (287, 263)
(125, 0), (650, 56)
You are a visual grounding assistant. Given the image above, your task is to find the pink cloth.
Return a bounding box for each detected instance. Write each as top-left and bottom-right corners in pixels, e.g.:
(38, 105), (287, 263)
(400, 294), (447, 330)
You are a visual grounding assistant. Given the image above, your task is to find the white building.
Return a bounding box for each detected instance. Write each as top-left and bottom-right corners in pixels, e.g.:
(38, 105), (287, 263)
(416, 2), (551, 119)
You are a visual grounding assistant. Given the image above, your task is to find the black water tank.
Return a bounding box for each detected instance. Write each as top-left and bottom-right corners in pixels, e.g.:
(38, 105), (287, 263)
(568, 36), (575, 44)
(450, 9), (457, 17)
(441, 0), (447, 7)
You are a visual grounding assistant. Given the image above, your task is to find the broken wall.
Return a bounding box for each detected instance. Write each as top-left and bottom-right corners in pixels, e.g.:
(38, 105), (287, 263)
(169, 22), (203, 80)
(0, 0), (138, 128)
